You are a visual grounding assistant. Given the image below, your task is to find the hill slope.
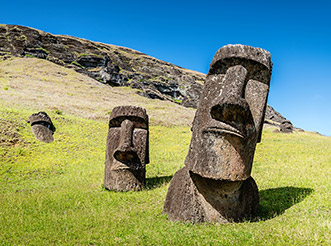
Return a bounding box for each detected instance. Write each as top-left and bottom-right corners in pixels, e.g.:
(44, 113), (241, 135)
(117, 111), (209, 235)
(0, 24), (204, 107)
(0, 57), (195, 126)
(0, 24), (290, 128)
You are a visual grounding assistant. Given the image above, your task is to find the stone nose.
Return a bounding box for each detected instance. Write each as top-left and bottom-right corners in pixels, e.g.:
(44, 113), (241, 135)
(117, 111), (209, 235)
(210, 65), (255, 137)
(220, 65), (247, 98)
(113, 119), (139, 164)
(118, 119), (134, 150)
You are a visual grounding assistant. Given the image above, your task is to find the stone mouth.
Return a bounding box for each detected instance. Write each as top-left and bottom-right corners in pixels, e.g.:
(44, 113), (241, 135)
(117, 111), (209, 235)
(110, 162), (144, 171)
(203, 125), (245, 139)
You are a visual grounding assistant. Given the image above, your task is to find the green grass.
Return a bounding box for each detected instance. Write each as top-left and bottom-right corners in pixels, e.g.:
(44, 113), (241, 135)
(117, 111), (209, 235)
(0, 106), (330, 245)
(35, 47), (50, 54)
(71, 61), (85, 69)
(24, 54), (36, 58)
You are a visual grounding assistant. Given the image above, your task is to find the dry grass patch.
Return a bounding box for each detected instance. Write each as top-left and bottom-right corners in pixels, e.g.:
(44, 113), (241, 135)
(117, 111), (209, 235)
(0, 57), (195, 126)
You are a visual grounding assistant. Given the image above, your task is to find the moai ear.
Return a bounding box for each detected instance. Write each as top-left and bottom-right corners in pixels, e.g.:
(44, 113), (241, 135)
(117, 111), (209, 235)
(28, 112), (55, 143)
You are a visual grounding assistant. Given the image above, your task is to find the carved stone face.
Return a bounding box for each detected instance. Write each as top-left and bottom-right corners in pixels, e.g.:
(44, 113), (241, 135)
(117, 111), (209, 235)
(106, 106), (149, 170)
(185, 45), (272, 181)
(28, 111), (56, 143)
(104, 106), (149, 191)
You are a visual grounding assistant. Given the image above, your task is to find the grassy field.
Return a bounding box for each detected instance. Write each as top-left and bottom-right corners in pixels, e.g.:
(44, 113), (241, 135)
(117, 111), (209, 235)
(0, 57), (330, 245)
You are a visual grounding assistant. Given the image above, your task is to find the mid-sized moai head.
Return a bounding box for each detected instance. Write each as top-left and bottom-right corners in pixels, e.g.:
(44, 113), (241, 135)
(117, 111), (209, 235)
(185, 44), (272, 181)
(28, 112), (56, 143)
(104, 106), (149, 191)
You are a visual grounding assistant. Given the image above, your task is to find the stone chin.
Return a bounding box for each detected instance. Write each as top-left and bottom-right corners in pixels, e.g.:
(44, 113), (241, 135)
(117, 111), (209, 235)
(186, 128), (256, 181)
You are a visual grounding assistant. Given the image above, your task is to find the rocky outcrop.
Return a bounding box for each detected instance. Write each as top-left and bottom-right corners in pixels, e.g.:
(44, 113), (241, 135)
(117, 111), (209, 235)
(265, 105), (287, 124)
(0, 24), (204, 107)
(0, 24), (290, 125)
(265, 105), (302, 131)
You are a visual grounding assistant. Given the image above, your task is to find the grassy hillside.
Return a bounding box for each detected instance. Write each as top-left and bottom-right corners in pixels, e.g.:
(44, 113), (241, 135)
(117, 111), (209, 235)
(0, 57), (330, 245)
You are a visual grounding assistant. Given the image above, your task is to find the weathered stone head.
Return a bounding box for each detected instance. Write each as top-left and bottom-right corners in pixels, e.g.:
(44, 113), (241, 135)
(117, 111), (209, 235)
(185, 44), (272, 181)
(163, 44), (272, 223)
(104, 105), (149, 191)
(280, 120), (293, 133)
(28, 112), (56, 143)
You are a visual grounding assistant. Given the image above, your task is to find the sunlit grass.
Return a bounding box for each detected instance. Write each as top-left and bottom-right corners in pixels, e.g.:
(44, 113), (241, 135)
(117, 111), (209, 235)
(1, 107), (330, 245)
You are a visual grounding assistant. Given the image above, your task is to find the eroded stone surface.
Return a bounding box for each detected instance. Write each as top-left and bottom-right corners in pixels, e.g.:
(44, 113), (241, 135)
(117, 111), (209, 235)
(104, 106), (149, 191)
(163, 44), (272, 223)
(27, 112), (55, 143)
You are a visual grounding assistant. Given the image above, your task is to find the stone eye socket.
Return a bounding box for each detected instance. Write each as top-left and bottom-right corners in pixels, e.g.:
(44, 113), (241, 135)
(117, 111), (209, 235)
(109, 116), (147, 129)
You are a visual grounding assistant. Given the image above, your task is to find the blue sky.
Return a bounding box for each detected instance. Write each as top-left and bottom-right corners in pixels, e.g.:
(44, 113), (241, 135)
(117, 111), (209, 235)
(1, 0), (331, 136)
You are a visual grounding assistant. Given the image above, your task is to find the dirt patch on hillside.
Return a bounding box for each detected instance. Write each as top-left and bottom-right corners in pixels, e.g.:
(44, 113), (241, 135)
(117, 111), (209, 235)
(0, 118), (24, 147)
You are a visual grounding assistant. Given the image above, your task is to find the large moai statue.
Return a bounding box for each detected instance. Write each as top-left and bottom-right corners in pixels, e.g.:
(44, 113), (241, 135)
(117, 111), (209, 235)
(163, 44), (272, 223)
(27, 112), (56, 143)
(104, 106), (149, 191)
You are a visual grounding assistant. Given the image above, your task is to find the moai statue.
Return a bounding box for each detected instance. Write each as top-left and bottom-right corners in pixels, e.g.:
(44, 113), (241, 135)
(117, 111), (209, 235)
(27, 112), (56, 143)
(163, 44), (273, 223)
(104, 106), (149, 191)
(280, 120), (293, 133)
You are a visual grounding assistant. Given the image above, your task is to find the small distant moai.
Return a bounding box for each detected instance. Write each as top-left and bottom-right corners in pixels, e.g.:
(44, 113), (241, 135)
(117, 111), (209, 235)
(280, 120), (293, 133)
(163, 44), (273, 223)
(104, 106), (149, 191)
(27, 112), (56, 143)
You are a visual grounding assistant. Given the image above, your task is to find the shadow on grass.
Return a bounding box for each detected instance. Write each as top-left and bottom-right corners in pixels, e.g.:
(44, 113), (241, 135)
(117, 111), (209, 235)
(146, 175), (173, 189)
(255, 186), (313, 221)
